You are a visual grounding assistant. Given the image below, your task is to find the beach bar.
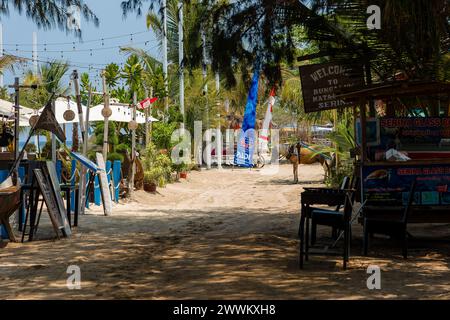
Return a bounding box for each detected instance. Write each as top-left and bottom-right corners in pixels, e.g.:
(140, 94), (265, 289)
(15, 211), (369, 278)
(339, 81), (450, 252)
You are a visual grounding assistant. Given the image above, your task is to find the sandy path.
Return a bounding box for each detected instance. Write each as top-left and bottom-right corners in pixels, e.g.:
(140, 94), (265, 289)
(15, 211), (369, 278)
(1, 164), (450, 299)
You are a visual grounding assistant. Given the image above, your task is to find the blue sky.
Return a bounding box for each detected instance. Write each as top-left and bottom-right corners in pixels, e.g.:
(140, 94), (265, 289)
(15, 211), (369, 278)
(1, 0), (160, 91)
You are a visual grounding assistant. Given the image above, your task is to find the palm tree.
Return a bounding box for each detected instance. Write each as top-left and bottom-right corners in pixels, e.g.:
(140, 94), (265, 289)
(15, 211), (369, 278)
(104, 63), (121, 89)
(122, 55), (144, 93)
(1, 0), (98, 36)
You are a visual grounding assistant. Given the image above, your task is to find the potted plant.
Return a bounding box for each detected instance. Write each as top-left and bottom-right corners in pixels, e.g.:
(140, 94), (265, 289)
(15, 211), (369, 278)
(180, 163), (188, 179)
(143, 169), (160, 193)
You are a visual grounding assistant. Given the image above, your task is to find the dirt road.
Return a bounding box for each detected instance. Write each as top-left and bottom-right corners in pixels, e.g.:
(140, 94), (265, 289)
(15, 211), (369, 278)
(1, 164), (450, 299)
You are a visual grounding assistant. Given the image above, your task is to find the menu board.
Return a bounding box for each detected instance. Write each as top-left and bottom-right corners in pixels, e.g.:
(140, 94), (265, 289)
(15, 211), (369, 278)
(379, 117), (450, 149)
(299, 61), (364, 113)
(33, 169), (64, 237)
(363, 164), (450, 206)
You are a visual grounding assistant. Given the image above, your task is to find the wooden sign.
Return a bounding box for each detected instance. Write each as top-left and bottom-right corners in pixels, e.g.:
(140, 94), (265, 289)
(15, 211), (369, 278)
(44, 162), (71, 237)
(96, 153), (112, 216)
(299, 61), (364, 113)
(33, 169), (63, 238)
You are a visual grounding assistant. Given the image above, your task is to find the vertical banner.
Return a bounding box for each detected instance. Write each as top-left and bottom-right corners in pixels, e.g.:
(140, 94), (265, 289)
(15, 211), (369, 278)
(234, 69), (260, 167)
(259, 88), (275, 153)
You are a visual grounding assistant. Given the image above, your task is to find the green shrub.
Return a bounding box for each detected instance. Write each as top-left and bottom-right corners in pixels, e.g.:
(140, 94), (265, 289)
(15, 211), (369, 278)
(107, 152), (124, 162)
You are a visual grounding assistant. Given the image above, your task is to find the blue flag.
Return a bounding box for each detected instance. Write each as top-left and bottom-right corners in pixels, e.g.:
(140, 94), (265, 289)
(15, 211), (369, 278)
(234, 69), (260, 167)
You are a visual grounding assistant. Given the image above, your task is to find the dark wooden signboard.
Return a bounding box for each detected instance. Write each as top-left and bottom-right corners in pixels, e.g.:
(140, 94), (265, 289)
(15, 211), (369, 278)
(44, 161), (71, 237)
(299, 61), (365, 113)
(33, 169), (63, 238)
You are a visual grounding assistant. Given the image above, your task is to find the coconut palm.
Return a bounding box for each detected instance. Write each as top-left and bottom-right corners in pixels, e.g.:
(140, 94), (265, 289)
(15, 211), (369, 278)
(104, 63), (121, 89)
(122, 55), (144, 93)
(0, 0), (98, 35)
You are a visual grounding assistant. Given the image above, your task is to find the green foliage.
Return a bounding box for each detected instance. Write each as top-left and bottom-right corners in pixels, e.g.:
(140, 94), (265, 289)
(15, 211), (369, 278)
(142, 142), (173, 187)
(151, 122), (177, 150)
(25, 143), (37, 153)
(107, 152), (124, 163)
(115, 143), (130, 155)
(122, 54), (143, 93)
(93, 121), (119, 147)
(0, 0), (98, 37)
(104, 63), (121, 88)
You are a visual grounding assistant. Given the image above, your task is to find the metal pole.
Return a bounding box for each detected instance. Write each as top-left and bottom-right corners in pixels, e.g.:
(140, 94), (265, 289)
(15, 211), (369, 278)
(178, 0), (185, 129)
(162, 0), (169, 117)
(202, 29), (211, 170)
(129, 92), (137, 196)
(51, 96), (56, 163)
(144, 88), (149, 146)
(148, 87), (154, 145)
(0, 24), (3, 87)
(13, 77), (20, 162)
(32, 31), (38, 76)
(101, 71), (110, 160)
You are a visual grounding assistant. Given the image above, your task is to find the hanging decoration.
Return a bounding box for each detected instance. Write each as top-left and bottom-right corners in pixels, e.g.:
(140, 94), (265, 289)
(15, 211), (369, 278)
(101, 106), (112, 118)
(138, 97), (158, 109)
(128, 120), (138, 130)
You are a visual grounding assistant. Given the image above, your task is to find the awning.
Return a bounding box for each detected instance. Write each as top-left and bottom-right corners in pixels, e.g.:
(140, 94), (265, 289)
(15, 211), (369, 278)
(0, 99), (35, 127)
(37, 97), (87, 125)
(89, 103), (159, 123)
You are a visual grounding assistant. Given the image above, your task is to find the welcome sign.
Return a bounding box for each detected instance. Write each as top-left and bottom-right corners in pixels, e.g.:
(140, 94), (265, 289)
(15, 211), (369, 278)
(299, 61), (364, 113)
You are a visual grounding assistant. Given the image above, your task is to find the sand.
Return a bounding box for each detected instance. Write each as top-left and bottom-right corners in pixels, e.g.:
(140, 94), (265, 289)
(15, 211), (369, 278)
(1, 163), (450, 299)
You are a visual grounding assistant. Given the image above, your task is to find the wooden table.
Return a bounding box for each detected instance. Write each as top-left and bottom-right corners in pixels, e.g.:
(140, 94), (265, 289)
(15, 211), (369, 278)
(0, 185), (21, 242)
(20, 183), (80, 242)
(299, 188), (347, 268)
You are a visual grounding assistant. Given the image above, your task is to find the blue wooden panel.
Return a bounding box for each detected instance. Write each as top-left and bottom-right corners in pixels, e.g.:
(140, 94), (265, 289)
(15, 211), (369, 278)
(113, 161), (121, 203)
(70, 160), (77, 212)
(94, 175), (101, 206)
(56, 160), (62, 183)
(106, 160), (112, 199)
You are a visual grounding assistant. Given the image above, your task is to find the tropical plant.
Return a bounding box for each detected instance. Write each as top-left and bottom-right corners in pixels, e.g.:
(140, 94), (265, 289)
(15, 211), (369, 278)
(121, 54), (144, 93)
(104, 63), (121, 89)
(0, 0), (98, 36)
(151, 121), (177, 150)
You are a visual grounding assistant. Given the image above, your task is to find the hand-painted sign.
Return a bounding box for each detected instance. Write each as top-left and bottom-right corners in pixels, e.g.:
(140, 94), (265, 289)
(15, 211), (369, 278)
(299, 61), (364, 113)
(363, 164), (450, 206)
(379, 117), (450, 148)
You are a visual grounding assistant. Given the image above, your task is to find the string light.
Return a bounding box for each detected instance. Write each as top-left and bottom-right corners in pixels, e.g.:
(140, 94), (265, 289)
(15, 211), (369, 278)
(8, 40), (154, 53)
(2, 30), (153, 47)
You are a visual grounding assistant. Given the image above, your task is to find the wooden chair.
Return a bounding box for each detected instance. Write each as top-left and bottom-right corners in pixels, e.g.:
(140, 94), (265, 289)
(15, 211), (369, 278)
(310, 176), (350, 244)
(300, 188), (355, 269)
(362, 179), (417, 259)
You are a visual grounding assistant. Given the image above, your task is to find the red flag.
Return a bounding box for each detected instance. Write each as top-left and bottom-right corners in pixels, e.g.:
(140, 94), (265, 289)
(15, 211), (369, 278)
(139, 97), (158, 109)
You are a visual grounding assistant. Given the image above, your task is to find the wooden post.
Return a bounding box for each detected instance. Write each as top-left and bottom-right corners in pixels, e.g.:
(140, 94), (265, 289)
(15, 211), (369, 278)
(13, 77), (20, 163)
(101, 71), (110, 160)
(360, 99), (368, 163)
(72, 70), (86, 145)
(129, 92), (137, 196)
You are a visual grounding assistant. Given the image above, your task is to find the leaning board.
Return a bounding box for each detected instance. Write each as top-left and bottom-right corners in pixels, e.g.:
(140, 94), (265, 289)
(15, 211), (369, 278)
(96, 153), (112, 216)
(44, 162), (72, 237)
(33, 169), (63, 238)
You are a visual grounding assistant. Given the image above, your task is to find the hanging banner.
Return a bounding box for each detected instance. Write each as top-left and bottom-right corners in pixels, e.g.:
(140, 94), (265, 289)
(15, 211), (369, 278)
(234, 69), (260, 167)
(258, 88), (275, 153)
(139, 97), (158, 109)
(299, 61), (364, 113)
(34, 99), (66, 142)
